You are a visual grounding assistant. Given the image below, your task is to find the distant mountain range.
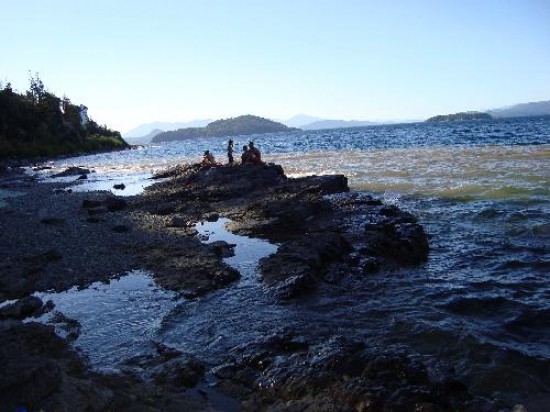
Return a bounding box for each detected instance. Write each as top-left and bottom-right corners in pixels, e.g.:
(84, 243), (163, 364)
(488, 100), (550, 118)
(151, 115), (297, 143)
(282, 114), (324, 128)
(123, 100), (550, 144)
(427, 100), (550, 122)
(301, 119), (377, 130)
(122, 128), (163, 145)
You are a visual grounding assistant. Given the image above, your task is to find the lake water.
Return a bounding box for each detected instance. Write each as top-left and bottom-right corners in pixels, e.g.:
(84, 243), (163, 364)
(36, 117), (550, 407)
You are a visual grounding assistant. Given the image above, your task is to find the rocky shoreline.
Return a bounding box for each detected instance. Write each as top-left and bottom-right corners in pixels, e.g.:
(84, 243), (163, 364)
(0, 163), (511, 411)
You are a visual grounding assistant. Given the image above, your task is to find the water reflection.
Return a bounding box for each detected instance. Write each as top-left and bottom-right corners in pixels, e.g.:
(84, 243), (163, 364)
(34, 270), (178, 372)
(157, 218), (281, 364)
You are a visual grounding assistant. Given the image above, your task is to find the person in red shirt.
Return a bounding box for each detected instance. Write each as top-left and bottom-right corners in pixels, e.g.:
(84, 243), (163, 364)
(241, 145), (253, 164)
(248, 141), (262, 165)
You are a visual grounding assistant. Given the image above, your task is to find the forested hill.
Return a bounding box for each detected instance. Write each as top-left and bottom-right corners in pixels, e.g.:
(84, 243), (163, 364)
(152, 115), (297, 143)
(426, 111), (493, 122)
(0, 75), (127, 159)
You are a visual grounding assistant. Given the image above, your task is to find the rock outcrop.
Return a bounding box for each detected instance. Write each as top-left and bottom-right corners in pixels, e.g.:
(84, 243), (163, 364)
(1, 162), (473, 411)
(0, 319), (209, 411)
(213, 331), (491, 411)
(137, 163), (429, 300)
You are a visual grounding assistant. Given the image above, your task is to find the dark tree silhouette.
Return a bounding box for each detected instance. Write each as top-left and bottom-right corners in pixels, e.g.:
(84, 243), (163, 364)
(0, 74), (127, 159)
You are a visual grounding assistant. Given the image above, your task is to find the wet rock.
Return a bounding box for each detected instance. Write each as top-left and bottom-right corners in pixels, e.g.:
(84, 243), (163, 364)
(260, 232), (351, 300)
(0, 250), (63, 301)
(142, 164), (286, 208)
(323, 262), (351, 283)
(104, 196), (127, 212)
(139, 163), (429, 300)
(380, 204), (400, 217)
(351, 205), (429, 266)
(87, 206), (109, 215)
(43, 249), (62, 262)
(113, 183), (126, 190)
(209, 241), (236, 258)
(0, 322), (103, 411)
(32, 165), (53, 171)
(360, 221), (429, 264)
(256, 199), (330, 236)
(77, 174), (88, 180)
(112, 224), (131, 233)
(306, 174), (349, 193)
(393, 222), (430, 264)
(149, 202), (178, 215)
(214, 330), (494, 411)
(52, 166), (91, 177)
(156, 342), (184, 359)
(0, 296), (44, 320)
(153, 358), (205, 388)
(50, 311), (82, 341)
(206, 212), (220, 222)
(275, 274), (314, 300)
(124, 343), (206, 389)
(40, 217), (65, 225)
(0, 161), (470, 411)
(140, 240), (240, 297)
(82, 195), (128, 214)
(167, 215), (191, 228)
(0, 322), (209, 411)
(82, 199), (102, 208)
(360, 256), (381, 273)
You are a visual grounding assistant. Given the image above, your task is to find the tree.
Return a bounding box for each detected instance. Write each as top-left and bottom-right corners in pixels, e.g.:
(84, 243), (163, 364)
(26, 71), (46, 105)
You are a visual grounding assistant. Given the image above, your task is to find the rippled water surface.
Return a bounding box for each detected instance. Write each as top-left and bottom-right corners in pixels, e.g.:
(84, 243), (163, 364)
(35, 118), (550, 407)
(34, 270), (178, 372)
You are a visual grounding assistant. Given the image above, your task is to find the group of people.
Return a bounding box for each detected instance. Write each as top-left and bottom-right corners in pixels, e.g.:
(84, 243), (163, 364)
(202, 139), (262, 167)
(239, 141), (262, 165)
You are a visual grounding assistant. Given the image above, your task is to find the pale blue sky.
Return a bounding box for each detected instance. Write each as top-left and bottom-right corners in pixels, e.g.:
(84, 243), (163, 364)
(2, 0), (549, 133)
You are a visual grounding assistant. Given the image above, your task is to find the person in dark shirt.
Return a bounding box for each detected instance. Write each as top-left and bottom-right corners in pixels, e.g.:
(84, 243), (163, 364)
(227, 139), (234, 166)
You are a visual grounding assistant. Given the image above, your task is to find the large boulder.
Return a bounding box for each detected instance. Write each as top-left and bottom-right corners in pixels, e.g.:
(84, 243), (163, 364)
(260, 232), (351, 300)
(212, 331), (496, 411)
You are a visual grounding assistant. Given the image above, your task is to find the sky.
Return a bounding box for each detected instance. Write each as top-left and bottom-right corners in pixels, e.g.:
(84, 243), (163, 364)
(2, 0), (550, 134)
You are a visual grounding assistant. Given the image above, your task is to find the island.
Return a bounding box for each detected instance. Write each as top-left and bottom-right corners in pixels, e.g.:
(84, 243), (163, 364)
(151, 114), (298, 143)
(0, 74), (127, 160)
(426, 111), (493, 122)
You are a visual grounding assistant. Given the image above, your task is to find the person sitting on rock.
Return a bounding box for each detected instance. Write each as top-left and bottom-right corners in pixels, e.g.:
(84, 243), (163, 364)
(201, 150), (216, 166)
(241, 145), (254, 164)
(248, 141), (262, 165)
